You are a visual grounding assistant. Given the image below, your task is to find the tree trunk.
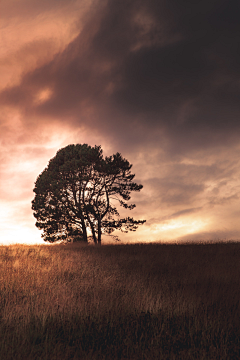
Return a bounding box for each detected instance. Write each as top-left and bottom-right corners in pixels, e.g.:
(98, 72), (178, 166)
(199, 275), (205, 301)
(97, 219), (101, 245)
(92, 229), (97, 244)
(80, 216), (88, 242)
(88, 218), (97, 244)
(85, 212), (98, 244)
(82, 224), (88, 242)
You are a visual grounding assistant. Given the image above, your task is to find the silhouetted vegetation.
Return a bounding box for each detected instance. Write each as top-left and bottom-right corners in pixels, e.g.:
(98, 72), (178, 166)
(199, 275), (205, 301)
(0, 242), (240, 359)
(32, 144), (145, 244)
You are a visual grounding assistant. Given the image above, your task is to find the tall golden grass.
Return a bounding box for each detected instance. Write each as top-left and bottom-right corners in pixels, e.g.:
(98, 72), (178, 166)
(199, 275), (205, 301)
(0, 242), (240, 359)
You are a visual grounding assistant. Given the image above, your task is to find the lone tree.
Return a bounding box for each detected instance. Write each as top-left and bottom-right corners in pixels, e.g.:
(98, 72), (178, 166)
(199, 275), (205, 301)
(32, 144), (145, 244)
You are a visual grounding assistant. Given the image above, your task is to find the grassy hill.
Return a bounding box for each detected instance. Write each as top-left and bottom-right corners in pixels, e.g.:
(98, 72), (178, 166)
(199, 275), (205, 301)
(0, 242), (240, 359)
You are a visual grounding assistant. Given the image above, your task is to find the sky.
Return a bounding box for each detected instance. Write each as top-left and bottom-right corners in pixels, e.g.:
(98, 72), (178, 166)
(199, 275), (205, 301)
(1, 0), (240, 245)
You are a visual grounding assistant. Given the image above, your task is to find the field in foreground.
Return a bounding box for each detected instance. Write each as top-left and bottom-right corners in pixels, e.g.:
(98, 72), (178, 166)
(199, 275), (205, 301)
(0, 242), (240, 359)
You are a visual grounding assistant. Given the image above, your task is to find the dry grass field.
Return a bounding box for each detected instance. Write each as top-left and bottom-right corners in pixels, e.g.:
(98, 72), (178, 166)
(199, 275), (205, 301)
(0, 242), (240, 359)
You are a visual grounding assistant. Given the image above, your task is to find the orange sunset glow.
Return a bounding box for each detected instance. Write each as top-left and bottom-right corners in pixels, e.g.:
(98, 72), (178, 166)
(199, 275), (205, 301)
(1, 0), (240, 245)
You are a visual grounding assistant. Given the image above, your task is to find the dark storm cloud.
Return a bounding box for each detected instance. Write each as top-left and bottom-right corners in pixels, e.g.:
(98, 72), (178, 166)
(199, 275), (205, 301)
(140, 157), (240, 209)
(2, 0), (240, 154)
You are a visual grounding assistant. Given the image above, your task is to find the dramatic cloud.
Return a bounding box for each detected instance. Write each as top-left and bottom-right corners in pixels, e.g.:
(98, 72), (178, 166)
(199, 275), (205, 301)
(1, 0), (240, 244)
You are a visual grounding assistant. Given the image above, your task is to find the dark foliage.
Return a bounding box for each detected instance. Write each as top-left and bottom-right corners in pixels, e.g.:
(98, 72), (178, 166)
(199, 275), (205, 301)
(32, 144), (145, 243)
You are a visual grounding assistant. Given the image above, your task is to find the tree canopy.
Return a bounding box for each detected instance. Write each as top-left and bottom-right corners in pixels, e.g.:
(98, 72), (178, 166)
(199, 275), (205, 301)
(32, 144), (145, 244)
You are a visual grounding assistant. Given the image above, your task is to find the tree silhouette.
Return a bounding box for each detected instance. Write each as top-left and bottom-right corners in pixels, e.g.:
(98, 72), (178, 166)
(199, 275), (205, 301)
(32, 144), (145, 244)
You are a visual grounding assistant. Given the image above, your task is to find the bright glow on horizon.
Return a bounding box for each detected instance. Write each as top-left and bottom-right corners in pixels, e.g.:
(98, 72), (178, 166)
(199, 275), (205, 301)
(0, 202), (42, 245)
(149, 217), (209, 241)
(0, 200), (208, 245)
(0, 226), (43, 245)
(158, 219), (206, 232)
